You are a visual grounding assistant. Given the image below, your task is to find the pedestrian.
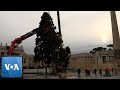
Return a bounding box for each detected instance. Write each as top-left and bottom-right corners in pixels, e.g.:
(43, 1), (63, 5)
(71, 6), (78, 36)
(37, 69), (39, 75)
(87, 68), (90, 76)
(77, 67), (81, 77)
(94, 67), (97, 76)
(111, 68), (114, 75)
(85, 68), (88, 76)
(115, 70), (117, 75)
(106, 67), (110, 76)
(105, 68), (107, 75)
(99, 68), (102, 76)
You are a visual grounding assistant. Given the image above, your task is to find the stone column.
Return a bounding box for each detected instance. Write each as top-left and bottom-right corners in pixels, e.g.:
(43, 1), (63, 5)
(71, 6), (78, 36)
(109, 56), (111, 63)
(98, 56), (102, 64)
(106, 56), (109, 62)
(98, 56), (101, 64)
(107, 56), (110, 63)
(94, 57), (96, 64)
(96, 57), (98, 64)
(97, 56), (103, 64)
(105, 56), (107, 63)
(110, 56), (113, 63)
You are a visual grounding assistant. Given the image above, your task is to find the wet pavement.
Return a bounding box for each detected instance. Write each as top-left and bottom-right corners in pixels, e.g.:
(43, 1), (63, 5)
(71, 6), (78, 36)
(22, 71), (120, 79)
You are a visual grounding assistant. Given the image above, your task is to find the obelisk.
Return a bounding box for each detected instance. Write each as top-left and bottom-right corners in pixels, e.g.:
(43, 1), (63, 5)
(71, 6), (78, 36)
(110, 11), (120, 50)
(110, 11), (120, 66)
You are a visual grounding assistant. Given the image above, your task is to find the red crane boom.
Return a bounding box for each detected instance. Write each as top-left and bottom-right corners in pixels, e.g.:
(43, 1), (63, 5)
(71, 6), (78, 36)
(7, 28), (39, 55)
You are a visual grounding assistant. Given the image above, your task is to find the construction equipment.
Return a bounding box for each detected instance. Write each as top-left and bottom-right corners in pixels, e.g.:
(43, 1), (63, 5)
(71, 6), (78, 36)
(57, 11), (63, 48)
(6, 28), (39, 55)
(6, 11), (63, 55)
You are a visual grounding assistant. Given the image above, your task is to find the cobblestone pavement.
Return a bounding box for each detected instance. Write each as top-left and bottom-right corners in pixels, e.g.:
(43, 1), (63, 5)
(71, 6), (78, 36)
(1, 69), (120, 79)
(65, 72), (120, 79)
(23, 74), (59, 79)
(23, 71), (120, 79)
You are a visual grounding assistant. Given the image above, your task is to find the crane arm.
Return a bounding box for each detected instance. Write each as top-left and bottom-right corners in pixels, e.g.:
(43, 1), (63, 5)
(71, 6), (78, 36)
(7, 28), (39, 55)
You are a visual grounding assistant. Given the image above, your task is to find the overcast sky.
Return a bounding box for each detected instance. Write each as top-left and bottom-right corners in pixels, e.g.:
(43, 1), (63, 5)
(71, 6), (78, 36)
(0, 11), (120, 55)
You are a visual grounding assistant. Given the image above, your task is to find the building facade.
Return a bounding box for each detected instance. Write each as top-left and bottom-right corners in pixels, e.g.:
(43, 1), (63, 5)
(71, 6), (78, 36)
(94, 50), (118, 69)
(70, 53), (95, 70)
(69, 50), (118, 70)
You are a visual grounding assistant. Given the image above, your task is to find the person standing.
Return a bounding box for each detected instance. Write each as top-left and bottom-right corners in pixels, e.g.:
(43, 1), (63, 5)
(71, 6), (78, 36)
(77, 67), (81, 77)
(99, 68), (102, 76)
(87, 68), (90, 76)
(105, 68), (107, 75)
(94, 67), (97, 76)
(85, 68), (88, 76)
(111, 68), (114, 75)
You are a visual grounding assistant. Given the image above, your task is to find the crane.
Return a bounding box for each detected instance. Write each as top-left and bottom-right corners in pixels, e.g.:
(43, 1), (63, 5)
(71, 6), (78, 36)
(6, 27), (39, 55)
(57, 11), (63, 48)
(6, 11), (63, 55)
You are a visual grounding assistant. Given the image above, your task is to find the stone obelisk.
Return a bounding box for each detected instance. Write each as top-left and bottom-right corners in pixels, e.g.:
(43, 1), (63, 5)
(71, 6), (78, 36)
(110, 11), (120, 66)
(110, 11), (120, 50)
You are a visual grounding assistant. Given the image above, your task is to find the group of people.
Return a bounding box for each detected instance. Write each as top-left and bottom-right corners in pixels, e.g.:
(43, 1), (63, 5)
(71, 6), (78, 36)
(104, 67), (115, 76)
(85, 68), (91, 76)
(77, 67), (115, 77)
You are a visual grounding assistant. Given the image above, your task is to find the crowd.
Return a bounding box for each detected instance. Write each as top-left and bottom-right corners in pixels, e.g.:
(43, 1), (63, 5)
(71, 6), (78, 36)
(77, 67), (117, 77)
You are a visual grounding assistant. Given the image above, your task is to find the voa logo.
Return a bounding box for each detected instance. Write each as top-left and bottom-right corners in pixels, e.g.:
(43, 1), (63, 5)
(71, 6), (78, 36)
(4, 64), (19, 70)
(1, 57), (22, 78)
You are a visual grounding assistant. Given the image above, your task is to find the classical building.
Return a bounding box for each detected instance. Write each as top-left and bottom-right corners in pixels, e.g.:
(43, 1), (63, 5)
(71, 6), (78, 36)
(27, 54), (41, 68)
(94, 50), (113, 64)
(69, 50), (118, 70)
(94, 50), (118, 69)
(0, 44), (30, 68)
(70, 53), (95, 70)
(27, 54), (34, 67)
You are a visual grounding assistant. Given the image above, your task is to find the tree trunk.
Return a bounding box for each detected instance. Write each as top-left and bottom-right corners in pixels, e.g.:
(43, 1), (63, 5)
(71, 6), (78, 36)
(52, 50), (56, 74)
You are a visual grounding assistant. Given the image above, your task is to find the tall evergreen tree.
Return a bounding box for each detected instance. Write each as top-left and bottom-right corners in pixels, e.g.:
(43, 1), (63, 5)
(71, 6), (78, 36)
(34, 12), (71, 76)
